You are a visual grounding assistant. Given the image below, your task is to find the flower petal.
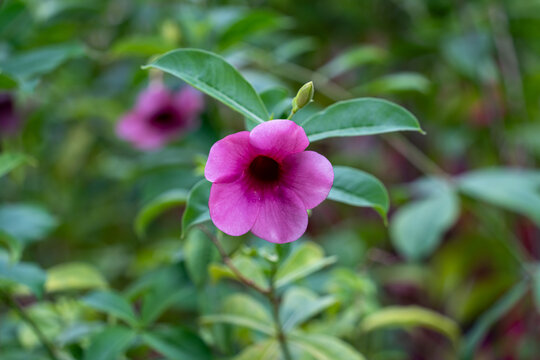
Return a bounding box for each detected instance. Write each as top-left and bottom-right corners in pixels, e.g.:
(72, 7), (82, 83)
(281, 151), (334, 209)
(205, 131), (254, 183)
(209, 176), (260, 236)
(174, 86), (204, 121)
(251, 186), (308, 243)
(249, 120), (309, 159)
(135, 83), (172, 116)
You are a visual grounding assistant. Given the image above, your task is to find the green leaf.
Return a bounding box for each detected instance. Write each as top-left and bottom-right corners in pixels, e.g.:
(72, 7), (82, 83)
(289, 333), (366, 360)
(280, 287), (336, 331)
(202, 293), (273, 335)
(0, 153), (31, 178)
(144, 49), (269, 125)
(184, 228), (218, 287)
(458, 168), (540, 225)
(46, 262), (107, 293)
(328, 166), (389, 222)
(141, 286), (195, 325)
(390, 179), (459, 261)
(360, 306), (461, 345)
(135, 189), (188, 237)
(354, 72), (431, 95)
(111, 35), (176, 58)
(0, 255), (46, 297)
(318, 45), (386, 78)
(83, 326), (135, 360)
(82, 291), (137, 326)
(234, 340), (279, 360)
(260, 87), (291, 119)
(0, 72), (17, 90)
(0, 42), (85, 81)
(300, 98), (424, 142)
(181, 180), (212, 238)
(275, 242), (336, 289)
(0, 204), (57, 245)
(460, 281), (528, 360)
(142, 326), (212, 360)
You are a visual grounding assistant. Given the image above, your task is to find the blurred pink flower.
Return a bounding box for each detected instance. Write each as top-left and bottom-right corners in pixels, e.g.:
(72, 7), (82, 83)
(0, 93), (20, 137)
(116, 83), (203, 150)
(205, 120), (334, 243)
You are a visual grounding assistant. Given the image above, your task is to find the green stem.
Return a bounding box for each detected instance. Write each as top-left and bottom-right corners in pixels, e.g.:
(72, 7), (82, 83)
(0, 290), (59, 360)
(269, 252), (293, 360)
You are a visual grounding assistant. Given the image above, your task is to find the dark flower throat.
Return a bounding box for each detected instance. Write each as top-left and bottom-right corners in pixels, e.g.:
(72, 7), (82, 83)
(249, 156), (280, 182)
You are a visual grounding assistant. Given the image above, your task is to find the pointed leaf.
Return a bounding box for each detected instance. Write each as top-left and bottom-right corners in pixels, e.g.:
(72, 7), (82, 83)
(181, 180), (212, 238)
(83, 291), (137, 326)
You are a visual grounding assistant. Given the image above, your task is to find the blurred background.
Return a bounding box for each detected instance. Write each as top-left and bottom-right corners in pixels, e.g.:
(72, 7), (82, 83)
(1, 0), (539, 359)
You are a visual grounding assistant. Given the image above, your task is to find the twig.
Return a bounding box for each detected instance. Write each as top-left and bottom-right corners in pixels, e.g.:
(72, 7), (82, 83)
(0, 290), (59, 360)
(198, 226), (270, 295)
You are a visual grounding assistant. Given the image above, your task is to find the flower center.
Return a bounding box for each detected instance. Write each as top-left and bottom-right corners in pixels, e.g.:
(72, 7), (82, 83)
(249, 156), (280, 182)
(150, 108), (181, 130)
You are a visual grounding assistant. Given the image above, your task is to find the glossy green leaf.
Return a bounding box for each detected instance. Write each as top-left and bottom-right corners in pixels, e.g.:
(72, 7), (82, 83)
(0, 204), (57, 245)
(46, 262), (107, 293)
(142, 326), (212, 360)
(289, 333), (366, 360)
(275, 242), (336, 289)
(82, 291), (137, 326)
(0, 42), (85, 81)
(460, 281), (528, 360)
(0, 255), (46, 297)
(181, 180), (212, 238)
(318, 45), (386, 78)
(390, 179), (459, 261)
(360, 306), (461, 345)
(458, 168), (540, 225)
(280, 287), (336, 331)
(144, 49), (269, 125)
(135, 189), (188, 238)
(300, 98), (424, 142)
(328, 166), (389, 222)
(83, 326), (135, 360)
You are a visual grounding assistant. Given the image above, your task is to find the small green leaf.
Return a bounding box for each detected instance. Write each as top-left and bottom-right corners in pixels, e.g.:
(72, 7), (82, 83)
(83, 326), (135, 360)
(135, 189), (188, 238)
(280, 287), (336, 331)
(0, 255), (46, 297)
(354, 72), (431, 95)
(289, 333), (366, 360)
(360, 306), (461, 345)
(111, 35), (176, 58)
(208, 255), (268, 290)
(201, 314), (274, 335)
(82, 291), (137, 326)
(144, 49), (269, 125)
(142, 326), (212, 360)
(328, 166), (389, 222)
(460, 281), (528, 360)
(275, 242), (336, 289)
(390, 179), (459, 261)
(458, 168), (540, 225)
(181, 180), (212, 238)
(300, 98), (424, 142)
(46, 262), (107, 293)
(0, 204), (57, 245)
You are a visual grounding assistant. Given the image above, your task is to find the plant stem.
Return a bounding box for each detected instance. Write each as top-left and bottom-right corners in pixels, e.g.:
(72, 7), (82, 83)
(198, 226), (270, 295)
(0, 290), (59, 360)
(199, 226), (293, 359)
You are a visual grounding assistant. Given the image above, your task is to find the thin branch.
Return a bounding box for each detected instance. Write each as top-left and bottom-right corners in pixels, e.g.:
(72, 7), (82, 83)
(268, 257), (293, 360)
(198, 226), (270, 295)
(0, 290), (59, 360)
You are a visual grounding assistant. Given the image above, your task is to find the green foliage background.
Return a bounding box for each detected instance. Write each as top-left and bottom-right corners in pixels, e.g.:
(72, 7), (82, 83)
(1, 0), (539, 359)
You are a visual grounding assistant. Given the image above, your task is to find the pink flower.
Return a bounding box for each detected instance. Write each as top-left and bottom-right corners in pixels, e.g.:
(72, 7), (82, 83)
(205, 120), (334, 243)
(116, 83), (203, 150)
(0, 93), (20, 137)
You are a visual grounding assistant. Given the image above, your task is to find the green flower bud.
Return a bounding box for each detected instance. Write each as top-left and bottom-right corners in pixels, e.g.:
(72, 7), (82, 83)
(292, 81), (314, 113)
